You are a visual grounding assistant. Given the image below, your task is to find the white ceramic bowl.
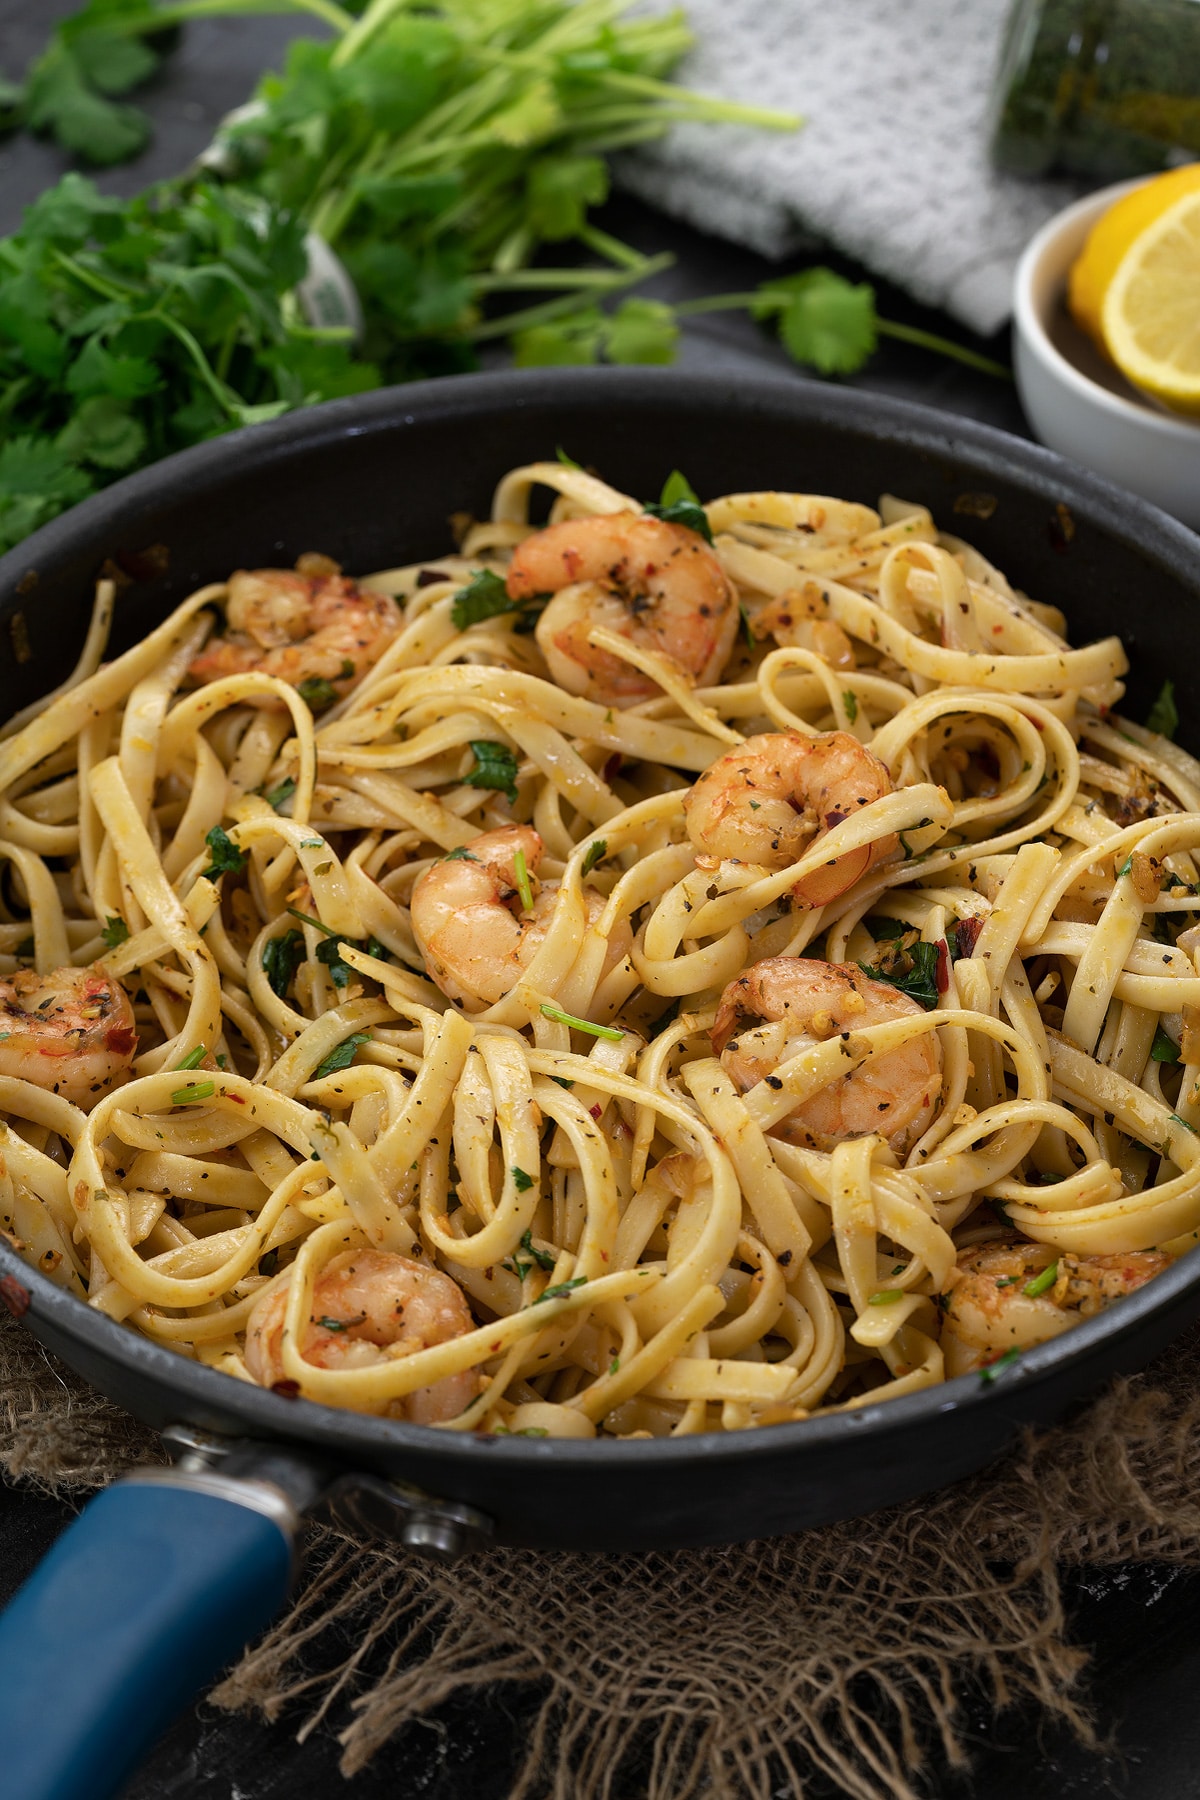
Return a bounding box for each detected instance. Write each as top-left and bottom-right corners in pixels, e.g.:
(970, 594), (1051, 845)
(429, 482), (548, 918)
(1013, 179), (1200, 531)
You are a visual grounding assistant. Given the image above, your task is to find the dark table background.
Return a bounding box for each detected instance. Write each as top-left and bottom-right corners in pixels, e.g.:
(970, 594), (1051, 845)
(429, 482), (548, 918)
(2, 5), (1199, 1796)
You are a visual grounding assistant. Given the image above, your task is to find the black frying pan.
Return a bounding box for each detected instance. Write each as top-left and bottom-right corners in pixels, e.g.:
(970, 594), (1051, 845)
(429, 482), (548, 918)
(0, 369), (1198, 1798)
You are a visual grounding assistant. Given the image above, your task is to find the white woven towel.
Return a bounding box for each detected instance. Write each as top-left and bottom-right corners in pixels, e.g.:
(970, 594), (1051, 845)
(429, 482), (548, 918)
(619, 0), (1083, 335)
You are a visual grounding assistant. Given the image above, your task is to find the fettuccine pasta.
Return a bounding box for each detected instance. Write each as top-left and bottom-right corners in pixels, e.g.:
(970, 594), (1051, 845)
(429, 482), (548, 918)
(0, 459), (1193, 1438)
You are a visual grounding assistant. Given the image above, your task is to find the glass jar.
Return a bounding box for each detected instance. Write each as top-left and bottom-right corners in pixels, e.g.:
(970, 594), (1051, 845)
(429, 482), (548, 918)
(990, 0), (1200, 179)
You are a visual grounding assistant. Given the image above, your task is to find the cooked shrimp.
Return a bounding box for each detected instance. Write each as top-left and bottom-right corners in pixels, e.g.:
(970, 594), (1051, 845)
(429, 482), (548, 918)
(410, 824), (631, 1010)
(684, 730), (896, 908)
(244, 1248), (481, 1423)
(187, 559), (402, 708)
(506, 512), (738, 707)
(941, 1239), (1172, 1377)
(0, 965), (136, 1108)
(752, 582), (856, 669)
(712, 957), (941, 1155)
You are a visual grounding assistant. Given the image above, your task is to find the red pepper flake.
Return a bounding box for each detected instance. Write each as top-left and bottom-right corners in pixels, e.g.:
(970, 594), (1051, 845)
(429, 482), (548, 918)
(824, 808), (848, 828)
(271, 1378), (301, 1398)
(0, 1274), (30, 1318)
(589, 1103), (602, 1120)
(935, 939), (950, 994)
(228, 1093), (246, 1105)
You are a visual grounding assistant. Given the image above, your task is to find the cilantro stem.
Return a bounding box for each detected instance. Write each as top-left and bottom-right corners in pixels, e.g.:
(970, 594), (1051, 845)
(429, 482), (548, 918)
(674, 289), (1012, 380)
(468, 256), (673, 342)
(874, 321), (1012, 380)
(513, 847), (534, 914)
(286, 906), (338, 937)
(540, 1003), (623, 1041)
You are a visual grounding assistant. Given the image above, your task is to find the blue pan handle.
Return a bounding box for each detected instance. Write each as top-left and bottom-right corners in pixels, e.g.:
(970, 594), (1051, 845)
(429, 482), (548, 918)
(0, 1470), (298, 1800)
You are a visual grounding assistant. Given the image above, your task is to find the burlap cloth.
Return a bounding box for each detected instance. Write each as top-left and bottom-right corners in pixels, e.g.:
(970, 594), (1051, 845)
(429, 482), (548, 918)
(6, 1312), (1200, 1799)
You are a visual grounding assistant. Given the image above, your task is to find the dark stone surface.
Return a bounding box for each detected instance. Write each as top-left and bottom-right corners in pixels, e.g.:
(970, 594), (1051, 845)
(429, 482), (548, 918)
(1, 4), (1197, 1796)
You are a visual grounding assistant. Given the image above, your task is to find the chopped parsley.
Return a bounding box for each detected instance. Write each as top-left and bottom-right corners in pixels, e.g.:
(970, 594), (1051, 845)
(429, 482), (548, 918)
(1152, 1026), (1181, 1065)
(510, 1165), (534, 1192)
(261, 928), (305, 999)
(644, 469), (712, 543)
(464, 740), (519, 805)
(444, 845), (479, 862)
(316, 935), (355, 988)
(452, 568), (514, 630)
(100, 915), (129, 949)
(313, 1032), (370, 1080)
(521, 1228), (555, 1270)
(201, 825), (246, 883)
(1145, 680), (1178, 740)
(581, 838), (607, 877)
(859, 938), (940, 1011)
(536, 1276), (588, 1303)
(297, 676), (338, 712)
(263, 776), (296, 813)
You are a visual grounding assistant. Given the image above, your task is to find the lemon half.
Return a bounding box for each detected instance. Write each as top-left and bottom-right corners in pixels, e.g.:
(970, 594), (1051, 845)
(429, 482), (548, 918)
(1067, 166), (1200, 417)
(1099, 189), (1200, 416)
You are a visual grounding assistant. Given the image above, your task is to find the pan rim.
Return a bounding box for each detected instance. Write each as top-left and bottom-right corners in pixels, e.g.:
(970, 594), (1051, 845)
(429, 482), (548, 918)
(3, 363), (1200, 1469)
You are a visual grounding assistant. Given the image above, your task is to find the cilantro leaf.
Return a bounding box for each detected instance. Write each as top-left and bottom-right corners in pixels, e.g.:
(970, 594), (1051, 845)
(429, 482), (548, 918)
(525, 154), (609, 239)
(297, 676), (338, 712)
(1145, 680), (1178, 740)
(202, 825), (246, 883)
(859, 939), (940, 1010)
(263, 776), (296, 813)
(754, 269), (878, 376)
(316, 935), (355, 988)
(645, 468), (713, 543)
(520, 1228), (555, 1270)
(604, 297), (678, 366)
(262, 928), (305, 998)
(536, 1276), (588, 1304)
(313, 1032), (370, 1080)
(452, 568), (515, 630)
(56, 394), (146, 470)
(464, 740), (519, 804)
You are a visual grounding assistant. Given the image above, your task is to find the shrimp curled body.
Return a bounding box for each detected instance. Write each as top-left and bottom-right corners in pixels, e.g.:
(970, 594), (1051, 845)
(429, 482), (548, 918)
(941, 1240), (1172, 1376)
(684, 730), (897, 908)
(712, 957), (941, 1156)
(411, 824), (631, 1010)
(507, 512), (738, 707)
(0, 964), (136, 1108)
(244, 1248), (481, 1422)
(188, 562), (402, 708)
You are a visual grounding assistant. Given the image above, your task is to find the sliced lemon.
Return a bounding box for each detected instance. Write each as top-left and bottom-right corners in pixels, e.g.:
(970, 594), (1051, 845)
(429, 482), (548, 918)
(1099, 189), (1200, 415)
(1068, 165), (1200, 349)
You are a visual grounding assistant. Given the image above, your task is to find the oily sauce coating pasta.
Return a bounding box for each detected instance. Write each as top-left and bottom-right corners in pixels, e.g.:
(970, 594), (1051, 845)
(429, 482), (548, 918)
(0, 458), (1194, 1438)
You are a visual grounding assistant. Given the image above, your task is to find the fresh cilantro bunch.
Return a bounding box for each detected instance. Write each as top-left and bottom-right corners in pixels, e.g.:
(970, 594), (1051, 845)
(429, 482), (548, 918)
(0, 173), (377, 554)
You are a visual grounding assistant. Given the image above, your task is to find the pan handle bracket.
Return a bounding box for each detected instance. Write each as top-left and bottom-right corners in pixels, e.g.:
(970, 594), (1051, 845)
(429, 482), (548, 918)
(161, 1421), (494, 1562)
